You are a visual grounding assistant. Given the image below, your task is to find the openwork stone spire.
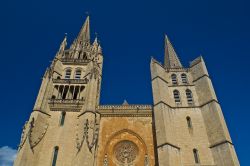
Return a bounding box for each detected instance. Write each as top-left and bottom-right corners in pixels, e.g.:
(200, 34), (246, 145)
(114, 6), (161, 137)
(164, 35), (183, 68)
(76, 16), (90, 44)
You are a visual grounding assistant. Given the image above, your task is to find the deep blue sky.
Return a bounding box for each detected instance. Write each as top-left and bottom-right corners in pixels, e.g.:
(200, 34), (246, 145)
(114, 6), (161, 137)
(0, 0), (249, 164)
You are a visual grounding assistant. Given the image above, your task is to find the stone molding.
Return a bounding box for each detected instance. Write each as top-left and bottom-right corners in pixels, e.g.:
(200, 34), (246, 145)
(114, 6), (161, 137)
(209, 140), (233, 149)
(157, 142), (180, 150)
(165, 68), (189, 72)
(48, 99), (84, 112)
(154, 99), (219, 109)
(192, 74), (210, 83)
(151, 76), (168, 84)
(52, 78), (89, 84)
(98, 105), (152, 117)
(61, 58), (90, 65)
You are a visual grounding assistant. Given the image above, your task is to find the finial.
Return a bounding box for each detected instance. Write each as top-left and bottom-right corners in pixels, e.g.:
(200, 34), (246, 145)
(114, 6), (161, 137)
(85, 11), (90, 16)
(122, 100), (129, 105)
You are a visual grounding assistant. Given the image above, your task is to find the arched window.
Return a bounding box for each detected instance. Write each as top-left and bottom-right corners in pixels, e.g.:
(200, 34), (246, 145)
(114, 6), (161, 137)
(83, 52), (87, 60)
(186, 116), (192, 128)
(193, 149), (200, 164)
(186, 89), (193, 104)
(173, 90), (181, 103)
(181, 73), (188, 84)
(60, 112), (66, 126)
(52, 146), (59, 166)
(171, 74), (178, 85)
(65, 69), (71, 79)
(74, 69), (81, 79)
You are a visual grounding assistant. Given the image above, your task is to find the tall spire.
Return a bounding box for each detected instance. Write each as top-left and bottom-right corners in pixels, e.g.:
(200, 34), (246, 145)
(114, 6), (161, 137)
(164, 34), (183, 68)
(76, 16), (90, 44)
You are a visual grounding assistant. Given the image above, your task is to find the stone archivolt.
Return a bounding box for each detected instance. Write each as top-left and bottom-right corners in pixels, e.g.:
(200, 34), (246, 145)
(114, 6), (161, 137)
(103, 129), (148, 166)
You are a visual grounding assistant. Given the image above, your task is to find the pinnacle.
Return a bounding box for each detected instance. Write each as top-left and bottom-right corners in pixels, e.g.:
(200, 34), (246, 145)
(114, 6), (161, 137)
(122, 100), (129, 105)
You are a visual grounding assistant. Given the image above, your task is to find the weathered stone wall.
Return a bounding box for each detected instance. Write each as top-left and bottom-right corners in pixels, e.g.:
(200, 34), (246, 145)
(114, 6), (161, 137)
(96, 105), (155, 166)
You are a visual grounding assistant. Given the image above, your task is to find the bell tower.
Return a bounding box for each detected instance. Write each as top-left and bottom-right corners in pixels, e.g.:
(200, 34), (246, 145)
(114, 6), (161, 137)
(14, 16), (103, 166)
(151, 35), (239, 166)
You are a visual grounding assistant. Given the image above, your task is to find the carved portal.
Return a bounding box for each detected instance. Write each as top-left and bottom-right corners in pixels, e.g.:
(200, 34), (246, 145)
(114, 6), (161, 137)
(114, 140), (138, 165)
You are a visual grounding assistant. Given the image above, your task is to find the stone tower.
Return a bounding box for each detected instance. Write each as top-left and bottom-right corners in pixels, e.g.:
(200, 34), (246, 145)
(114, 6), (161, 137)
(151, 35), (240, 165)
(15, 16), (239, 166)
(14, 16), (104, 166)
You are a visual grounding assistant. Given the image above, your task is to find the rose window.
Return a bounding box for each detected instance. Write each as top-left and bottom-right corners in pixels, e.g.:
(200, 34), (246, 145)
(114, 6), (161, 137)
(114, 140), (138, 164)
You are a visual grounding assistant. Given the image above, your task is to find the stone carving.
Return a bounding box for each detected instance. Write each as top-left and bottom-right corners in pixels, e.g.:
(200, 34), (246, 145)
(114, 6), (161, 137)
(18, 121), (28, 151)
(144, 154), (149, 166)
(114, 140), (138, 165)
(18, 117), (49, 151)
(90, 68), (99, 79)
(28, 117), (49, 150)
(103, 154), (109, 166)
(76, 117), (99, 153)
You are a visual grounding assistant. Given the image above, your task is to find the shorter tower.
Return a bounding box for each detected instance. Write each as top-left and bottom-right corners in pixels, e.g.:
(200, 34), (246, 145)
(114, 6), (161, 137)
(151, 35), (240, 166)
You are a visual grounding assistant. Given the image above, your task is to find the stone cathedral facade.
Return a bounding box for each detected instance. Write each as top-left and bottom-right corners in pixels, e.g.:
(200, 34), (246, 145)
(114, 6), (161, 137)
(14, 16), (240, 166)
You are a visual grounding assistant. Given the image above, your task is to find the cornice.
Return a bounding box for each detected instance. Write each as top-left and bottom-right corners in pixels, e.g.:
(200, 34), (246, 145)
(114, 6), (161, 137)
(98, 104), (152, 117)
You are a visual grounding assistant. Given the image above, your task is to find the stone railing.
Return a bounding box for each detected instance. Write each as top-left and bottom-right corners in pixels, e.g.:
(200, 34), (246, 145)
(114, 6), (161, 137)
(98, 104), (152, 110)
(98, 104), (152, 117)
(61, 58), (90, 64)
(48, 99), (84, 112)
(52, 78), (89, 84)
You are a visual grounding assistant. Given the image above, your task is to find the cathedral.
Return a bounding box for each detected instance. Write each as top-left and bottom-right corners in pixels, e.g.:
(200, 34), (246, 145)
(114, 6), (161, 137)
(14, 16), (239, 166)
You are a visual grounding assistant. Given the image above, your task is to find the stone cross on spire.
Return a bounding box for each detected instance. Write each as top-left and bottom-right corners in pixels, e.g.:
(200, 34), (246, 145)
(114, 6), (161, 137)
(164, 35), (183, 68)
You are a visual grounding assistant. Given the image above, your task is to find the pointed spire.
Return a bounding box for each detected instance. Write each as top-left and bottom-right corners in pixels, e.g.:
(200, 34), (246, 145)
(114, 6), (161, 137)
(76, 16), (90, 44)
(61, 34), (67, 48)
(56, 34), (67, 58)
(98, 44), (102, 54)
(164, 34), (183, 68)
(93, 36), (98, 45)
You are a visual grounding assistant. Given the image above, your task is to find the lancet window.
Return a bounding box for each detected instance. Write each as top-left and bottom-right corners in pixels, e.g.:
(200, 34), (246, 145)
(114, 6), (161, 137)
(65, 69), (72, 79)
(74, 69), (81, 79)
(60, 112), (66, 126)
(52, 146), (59, 166)
(186, 116), (192, 128)
(181, 73), (188, 84)
(171, 74), (178, 85)
(186, 89), (193, 104)
(193, 149), (200, 164)
(173, 90), (181, 103)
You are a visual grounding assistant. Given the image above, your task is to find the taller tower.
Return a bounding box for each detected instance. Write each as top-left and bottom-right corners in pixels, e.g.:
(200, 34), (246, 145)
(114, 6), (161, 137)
(14, 16), (103, 166)
(151, 35), (239, 166)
